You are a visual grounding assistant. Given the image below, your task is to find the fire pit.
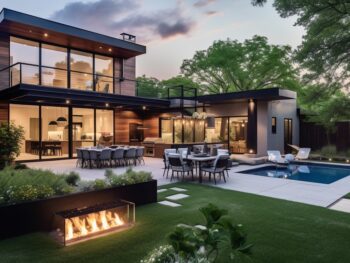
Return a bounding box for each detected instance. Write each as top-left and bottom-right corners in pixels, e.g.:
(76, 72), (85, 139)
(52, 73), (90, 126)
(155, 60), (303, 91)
(51, 200), (135, 246)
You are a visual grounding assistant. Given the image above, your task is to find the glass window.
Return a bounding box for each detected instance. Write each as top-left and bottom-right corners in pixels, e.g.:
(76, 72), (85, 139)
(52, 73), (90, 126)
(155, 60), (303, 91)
(206, 117), (228, 144)
(95, 55), (113, 76)
(184, 119), (194, 143)
(41, 44), (68, 88)
(95, 75), (113, 93)
(161, 119), (173, 143)
(10, 104), (40, 161)
(10, 37), (39, 85)
(194, 120), (205, 142)
(229, 117), (248, 154)
(96, 109), (114, 147)
(72, 108), (95, 156)
(41, 106), (69, 159)
(70, 50), (93, 91)
(174, 119), (182, 143)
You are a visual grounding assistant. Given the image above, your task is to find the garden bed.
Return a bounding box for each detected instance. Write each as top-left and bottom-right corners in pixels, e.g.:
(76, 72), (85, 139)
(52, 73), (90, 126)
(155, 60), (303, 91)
(0, 168), (157, 239)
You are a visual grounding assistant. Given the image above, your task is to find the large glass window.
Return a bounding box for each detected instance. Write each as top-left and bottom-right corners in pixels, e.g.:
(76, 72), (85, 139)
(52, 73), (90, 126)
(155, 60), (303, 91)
(41, 44), (68, 88)
(205, 117), (228, 144)
(194, 120), (205, 142)
(174, 119), (182, 143)
(229, 117), (247, 153)
(96, 109), (114, 147)
(72, 108), (95, 156)
(10, 37), (39, 85)
(95, 55), (113, 93)
(161, 119), (173, 143)
(41, 106), (69, 159)
(10, 104), (40, 161)
(184, 119), (194, 143)
(70, 50), (93, 91)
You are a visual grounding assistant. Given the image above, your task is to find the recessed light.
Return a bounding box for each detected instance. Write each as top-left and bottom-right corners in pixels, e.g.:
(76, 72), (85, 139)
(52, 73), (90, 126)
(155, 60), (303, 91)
(29, 30), (32, 33)
(65, 99), (70, 104)
(108, 48), (112, 52)
(105, 103), (109, 107)
(142, 105), (146, 110)
(99, 46), (102, 49)
(44, 33), (48, 37)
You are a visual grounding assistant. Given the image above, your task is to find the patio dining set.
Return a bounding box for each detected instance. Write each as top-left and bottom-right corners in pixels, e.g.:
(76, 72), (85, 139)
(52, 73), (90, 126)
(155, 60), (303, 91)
(163, 147), (235, 184)
(76, 146), (145, 169)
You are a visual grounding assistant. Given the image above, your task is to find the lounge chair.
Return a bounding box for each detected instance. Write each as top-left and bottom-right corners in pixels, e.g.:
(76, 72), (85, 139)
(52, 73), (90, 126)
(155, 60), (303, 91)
(295, 148), (311, 160)
(267, 150), (289, 164)
(230, 154), (267, 165)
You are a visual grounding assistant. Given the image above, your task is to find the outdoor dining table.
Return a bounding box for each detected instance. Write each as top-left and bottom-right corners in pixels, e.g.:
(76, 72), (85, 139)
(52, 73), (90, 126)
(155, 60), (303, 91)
(185, 154), (217, 183)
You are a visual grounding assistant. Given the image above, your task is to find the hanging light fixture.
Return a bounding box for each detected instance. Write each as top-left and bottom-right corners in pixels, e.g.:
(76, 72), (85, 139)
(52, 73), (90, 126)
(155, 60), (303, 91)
(49, 120), (58, 126)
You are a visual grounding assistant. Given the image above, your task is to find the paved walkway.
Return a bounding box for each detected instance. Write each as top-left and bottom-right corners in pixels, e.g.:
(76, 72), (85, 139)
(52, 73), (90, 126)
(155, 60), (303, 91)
(26, 158), (350, 208)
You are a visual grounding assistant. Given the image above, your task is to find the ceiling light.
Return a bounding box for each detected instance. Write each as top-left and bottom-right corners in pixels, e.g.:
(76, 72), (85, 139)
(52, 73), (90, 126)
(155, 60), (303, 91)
(66, 100), (70, 104)
(142, 106), (146, 110)
(44, 33), (48, 37)
(108, 48), (112, 52)
(105, 103), (109, 107)
(49, 121), (58, 126)
(99, 46), (102, 49)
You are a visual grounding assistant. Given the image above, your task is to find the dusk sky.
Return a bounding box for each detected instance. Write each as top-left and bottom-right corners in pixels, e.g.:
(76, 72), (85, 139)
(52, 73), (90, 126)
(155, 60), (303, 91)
(0, 0), (304, 80)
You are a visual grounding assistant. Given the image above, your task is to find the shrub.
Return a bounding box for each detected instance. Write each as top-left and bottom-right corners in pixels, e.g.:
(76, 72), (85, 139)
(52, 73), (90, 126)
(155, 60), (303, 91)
(65, 172), (80, 186)
(0, 122), (25, 169)
(105, 168), (152, 187)
(0, 167), (73, 205)
(13, 163), (28, 170)
(320, 145), (337, 158)
(93, 179), (107, 190)
(76, 180), (94, 192)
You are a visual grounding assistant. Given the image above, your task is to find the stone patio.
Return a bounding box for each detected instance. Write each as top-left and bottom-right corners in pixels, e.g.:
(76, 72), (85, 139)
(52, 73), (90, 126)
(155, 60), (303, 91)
(26, 157), (350, 208)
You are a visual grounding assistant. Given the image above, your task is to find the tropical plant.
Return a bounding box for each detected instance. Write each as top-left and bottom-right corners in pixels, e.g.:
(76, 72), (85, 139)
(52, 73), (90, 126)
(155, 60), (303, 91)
(0, 122), (25, 169)
(141, 203), (252, 263)
(181, 35), (299, 94)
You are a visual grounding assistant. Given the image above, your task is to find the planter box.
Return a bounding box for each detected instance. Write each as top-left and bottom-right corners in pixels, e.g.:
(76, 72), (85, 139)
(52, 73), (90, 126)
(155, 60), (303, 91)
(0, 179), (157, 239)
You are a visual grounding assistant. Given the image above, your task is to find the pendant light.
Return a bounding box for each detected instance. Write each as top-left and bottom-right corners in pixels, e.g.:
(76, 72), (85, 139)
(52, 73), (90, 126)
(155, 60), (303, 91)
(49, 120), (58, 126)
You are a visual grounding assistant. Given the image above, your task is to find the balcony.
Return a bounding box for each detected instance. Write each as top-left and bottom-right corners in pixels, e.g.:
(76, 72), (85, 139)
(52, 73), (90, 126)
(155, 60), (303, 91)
(2, 62), (116, 94)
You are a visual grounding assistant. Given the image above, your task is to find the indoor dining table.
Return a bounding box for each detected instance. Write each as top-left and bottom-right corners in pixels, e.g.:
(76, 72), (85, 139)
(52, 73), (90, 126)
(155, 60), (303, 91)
(185, 154), (217, 183)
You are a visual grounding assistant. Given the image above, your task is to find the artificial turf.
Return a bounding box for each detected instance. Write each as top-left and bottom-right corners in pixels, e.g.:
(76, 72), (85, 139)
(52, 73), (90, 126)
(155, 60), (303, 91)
(0, 182), (350, 263)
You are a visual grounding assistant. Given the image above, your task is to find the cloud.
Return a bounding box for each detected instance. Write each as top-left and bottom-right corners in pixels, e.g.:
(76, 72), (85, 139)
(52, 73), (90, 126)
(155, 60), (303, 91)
(193, 0), (216, 8)
(51, 0), (195, 43)
(205, 10), (219, 16)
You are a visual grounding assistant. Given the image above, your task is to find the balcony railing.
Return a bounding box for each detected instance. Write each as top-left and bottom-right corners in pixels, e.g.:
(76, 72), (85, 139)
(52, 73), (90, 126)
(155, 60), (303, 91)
(1, 62), (122, 94)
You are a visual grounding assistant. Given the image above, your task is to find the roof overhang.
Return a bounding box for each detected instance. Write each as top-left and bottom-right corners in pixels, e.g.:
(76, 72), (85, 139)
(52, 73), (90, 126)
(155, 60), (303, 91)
(0, 85), (169, 109)
(197, 88), (296, 104)
(0, 8), (146, 58)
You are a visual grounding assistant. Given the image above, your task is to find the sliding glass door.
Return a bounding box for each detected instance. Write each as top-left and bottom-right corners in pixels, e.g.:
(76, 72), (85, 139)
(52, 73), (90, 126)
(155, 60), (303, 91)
(72, 108), (95, 157)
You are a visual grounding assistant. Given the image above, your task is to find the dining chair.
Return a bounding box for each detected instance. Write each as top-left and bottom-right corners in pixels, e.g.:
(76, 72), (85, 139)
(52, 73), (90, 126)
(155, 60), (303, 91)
(168, 154), (193, 181)
(89, 150), (99, 168)
(81, 149), (90, 168)
(112, 148), (125, 166)
(201, 155), (229, 184)
(135, 147), (145, 165)
(124, 148), (137, 166)
(100, 148), (112, 167)
(163, 149), (177, 178)
(76, 148), (83, 167)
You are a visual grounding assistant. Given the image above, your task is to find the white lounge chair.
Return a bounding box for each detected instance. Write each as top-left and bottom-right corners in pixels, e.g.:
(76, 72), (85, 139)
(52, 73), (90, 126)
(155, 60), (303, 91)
(267, 150), (289, 164)
(295, 148), (311, 160)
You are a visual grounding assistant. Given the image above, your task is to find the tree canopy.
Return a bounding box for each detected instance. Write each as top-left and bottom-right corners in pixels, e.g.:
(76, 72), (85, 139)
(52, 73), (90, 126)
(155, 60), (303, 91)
(252, 0), (350, 90)
(180, 35), (299, 94)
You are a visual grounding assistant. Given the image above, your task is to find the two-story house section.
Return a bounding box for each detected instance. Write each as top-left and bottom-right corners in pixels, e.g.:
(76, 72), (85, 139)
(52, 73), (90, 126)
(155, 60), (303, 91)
(0, 8), (169, 161)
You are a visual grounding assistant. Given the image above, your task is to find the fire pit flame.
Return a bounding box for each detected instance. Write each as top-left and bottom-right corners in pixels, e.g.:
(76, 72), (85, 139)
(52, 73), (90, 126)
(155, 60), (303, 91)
(65, 210), (125, 240)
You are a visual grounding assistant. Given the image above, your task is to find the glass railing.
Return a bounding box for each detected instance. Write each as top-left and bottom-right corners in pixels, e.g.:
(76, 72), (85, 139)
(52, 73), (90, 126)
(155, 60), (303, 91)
(2, 62), (115, 94)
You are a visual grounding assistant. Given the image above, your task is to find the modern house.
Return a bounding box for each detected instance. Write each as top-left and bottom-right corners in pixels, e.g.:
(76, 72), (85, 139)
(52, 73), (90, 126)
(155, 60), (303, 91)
(0, 9), (299, 162)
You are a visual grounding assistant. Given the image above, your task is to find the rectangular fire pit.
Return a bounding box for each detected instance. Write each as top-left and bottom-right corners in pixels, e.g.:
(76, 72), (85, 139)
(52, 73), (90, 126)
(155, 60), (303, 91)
(52, 200), (135, 246)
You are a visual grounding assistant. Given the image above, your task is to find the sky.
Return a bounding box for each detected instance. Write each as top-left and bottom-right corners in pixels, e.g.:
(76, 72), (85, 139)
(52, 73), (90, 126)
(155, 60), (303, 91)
(0, 0), (304, 80)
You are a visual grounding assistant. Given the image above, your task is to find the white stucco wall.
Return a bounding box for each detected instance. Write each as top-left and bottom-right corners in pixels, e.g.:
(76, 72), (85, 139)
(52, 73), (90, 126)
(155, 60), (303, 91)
(267, 99), (299, 154)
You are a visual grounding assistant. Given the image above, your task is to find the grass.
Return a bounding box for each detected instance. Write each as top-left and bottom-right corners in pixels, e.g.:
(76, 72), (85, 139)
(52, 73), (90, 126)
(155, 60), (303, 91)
(1, 183), (350, 263)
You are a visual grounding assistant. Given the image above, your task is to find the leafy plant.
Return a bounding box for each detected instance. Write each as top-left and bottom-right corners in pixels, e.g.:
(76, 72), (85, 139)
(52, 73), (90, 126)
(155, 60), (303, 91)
(320, 145), (337, 159)
(0, 167), (73, 205)
(105, 168), (152, 187)
(64, 172), (80, 186)
(0, 122), (25, 169)
(142, 204), (252, 263)
(93, 179), (107, 190)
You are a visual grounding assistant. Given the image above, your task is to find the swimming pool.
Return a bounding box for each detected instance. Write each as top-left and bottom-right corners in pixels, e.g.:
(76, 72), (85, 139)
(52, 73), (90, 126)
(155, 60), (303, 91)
(241, 163), (350, 184)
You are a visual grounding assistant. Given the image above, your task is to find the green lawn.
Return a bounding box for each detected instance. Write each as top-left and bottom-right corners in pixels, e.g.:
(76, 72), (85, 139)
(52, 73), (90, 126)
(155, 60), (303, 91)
(1, 183), (350, 263)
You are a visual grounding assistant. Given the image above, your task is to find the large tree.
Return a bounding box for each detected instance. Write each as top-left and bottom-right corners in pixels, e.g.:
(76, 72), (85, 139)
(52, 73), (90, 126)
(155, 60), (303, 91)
(180, 35), (299, 94)
(252, 0), (350, 90)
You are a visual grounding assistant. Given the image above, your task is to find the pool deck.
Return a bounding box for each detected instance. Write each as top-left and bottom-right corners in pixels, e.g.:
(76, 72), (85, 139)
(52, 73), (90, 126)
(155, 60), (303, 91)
(25, 158), (350, 208)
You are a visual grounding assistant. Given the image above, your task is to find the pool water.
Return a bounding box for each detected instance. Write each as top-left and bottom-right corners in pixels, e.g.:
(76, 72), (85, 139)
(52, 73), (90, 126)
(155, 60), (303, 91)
(241, 163), (350, 184)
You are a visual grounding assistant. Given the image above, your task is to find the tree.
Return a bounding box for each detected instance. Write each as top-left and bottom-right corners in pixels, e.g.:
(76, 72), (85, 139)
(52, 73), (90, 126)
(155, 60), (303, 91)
(181, 35), (299, 94)
(0, 122), (25, 169)
(136, 75), (163, 98)
(160, 75), (201, 97)
(252, 0), (350, 90)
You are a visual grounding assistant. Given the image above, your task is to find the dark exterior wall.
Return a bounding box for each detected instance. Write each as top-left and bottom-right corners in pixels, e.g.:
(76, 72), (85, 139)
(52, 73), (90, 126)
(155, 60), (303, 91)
(0, 103), (9, 124)
(300, 120), (350, 151)
(0, 32), (10, 91)
(114, 57), (136, 96)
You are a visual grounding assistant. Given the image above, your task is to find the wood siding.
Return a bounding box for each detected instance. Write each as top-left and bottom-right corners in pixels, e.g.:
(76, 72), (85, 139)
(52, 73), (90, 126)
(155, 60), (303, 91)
(0, 32), (9, 91)
(113, 57), (136, 96)
(114, 109), (142, 143)
(0, 103), (9, 124)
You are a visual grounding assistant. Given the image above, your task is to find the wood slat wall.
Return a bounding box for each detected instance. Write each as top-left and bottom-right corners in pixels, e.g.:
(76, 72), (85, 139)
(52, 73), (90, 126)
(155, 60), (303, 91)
(114, 109), (142, 143)
(0, 103), (9, 124)
(0, 32), (9, 91)
(113, 57), (136, 96)
(143, 113), (174, 138)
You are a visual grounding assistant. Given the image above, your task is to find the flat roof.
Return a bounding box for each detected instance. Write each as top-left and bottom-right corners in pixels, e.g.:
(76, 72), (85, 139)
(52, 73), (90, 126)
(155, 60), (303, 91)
(0, 8), (146, 58)
(197, 88), (296, 104)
